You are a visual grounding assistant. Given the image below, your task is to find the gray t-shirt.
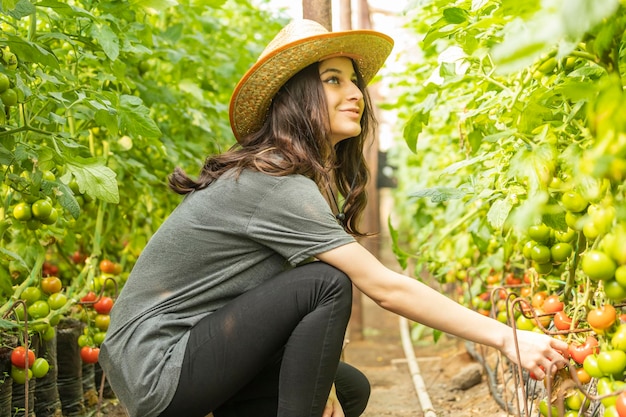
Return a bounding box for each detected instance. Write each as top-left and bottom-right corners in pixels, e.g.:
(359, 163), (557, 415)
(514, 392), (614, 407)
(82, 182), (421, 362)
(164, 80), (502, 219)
(99, 169), (355, 417)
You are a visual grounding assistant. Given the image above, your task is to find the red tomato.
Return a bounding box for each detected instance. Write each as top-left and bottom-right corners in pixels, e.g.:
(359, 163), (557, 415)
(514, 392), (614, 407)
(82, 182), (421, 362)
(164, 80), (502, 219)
(99, 259), (117, 274)
(569, 336), (599, 365)
(587, 304), (617, 331)
(94, 296), (114, 314)
(80, 291), (97, 303)
(80, 346), (100, 364)
(11, 346), (35, 369)
(553, 311), (576, 330)
(542, 295), (564, 313)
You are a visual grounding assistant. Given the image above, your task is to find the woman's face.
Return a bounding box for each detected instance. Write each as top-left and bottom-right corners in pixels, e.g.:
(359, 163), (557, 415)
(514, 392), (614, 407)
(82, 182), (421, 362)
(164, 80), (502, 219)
(319, 57), (364, 145)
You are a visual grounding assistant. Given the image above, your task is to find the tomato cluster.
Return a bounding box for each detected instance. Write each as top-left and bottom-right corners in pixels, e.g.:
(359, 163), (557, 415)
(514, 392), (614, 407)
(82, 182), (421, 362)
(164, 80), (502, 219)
(10, 345), (50, 384)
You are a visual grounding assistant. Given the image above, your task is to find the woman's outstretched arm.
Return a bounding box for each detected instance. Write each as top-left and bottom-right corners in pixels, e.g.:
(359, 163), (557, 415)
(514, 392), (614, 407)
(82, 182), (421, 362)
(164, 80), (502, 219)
(316, 242), (569, 380)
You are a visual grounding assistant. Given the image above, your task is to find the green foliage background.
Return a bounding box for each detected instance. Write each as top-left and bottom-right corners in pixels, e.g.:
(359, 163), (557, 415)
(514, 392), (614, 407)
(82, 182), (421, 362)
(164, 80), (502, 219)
(387, 0), (626, 293)
(0, 0), (286, 324)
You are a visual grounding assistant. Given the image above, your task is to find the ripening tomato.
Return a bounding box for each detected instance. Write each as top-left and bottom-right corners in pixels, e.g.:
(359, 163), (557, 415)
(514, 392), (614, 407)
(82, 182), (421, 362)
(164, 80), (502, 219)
(41, 276), (62, 294)
(94, 296), (114, 314)
(542, 295), (564, 313)
(575, 366), (592, 384)
(11, 346), (35, 369)
(95, 314), (110, 331)
(587, 304), (617, 332)
(99, 259), (117, 274)
(616, 391), (626, 417)
(80, 346), (100, 364)
(553, 311), (575, 330)
(531, 291), (548, 308)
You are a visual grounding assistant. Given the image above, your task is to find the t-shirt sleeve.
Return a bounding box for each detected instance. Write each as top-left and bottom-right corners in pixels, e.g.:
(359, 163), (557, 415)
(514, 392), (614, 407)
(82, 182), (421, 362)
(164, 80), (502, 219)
(246, 175), (356, 266)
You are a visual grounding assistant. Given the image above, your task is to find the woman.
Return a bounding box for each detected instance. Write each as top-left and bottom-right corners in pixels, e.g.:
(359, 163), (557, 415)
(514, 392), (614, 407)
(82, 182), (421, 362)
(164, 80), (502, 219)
(100, 19), (569, 417)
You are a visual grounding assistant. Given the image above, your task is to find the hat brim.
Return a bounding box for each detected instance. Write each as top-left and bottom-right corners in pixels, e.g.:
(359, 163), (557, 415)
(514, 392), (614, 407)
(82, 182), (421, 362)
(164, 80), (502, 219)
(229, 30), (394, 142)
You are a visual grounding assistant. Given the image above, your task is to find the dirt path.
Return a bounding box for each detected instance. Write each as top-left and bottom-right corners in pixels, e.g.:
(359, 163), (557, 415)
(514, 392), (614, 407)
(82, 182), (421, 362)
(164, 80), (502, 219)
(344, 293), (510, 417)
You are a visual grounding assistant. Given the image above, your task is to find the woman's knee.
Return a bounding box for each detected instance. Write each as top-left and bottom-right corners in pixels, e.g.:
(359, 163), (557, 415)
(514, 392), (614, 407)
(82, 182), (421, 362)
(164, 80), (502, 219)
(300, 261), (353, 302)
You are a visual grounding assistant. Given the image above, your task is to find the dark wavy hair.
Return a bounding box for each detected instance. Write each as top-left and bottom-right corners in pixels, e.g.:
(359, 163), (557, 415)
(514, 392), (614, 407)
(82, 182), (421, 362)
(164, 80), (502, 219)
(168, 59), (376, 236)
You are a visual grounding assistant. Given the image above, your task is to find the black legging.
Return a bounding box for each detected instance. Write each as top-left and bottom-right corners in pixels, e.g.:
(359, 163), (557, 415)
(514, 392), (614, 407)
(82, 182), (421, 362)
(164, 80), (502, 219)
(158, 262), (370, 417)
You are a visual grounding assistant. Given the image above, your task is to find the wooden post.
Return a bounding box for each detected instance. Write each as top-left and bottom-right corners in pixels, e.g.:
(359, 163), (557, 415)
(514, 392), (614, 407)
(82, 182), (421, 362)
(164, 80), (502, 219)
(339, 0), (352, 30)
(302, 0), (332, 30)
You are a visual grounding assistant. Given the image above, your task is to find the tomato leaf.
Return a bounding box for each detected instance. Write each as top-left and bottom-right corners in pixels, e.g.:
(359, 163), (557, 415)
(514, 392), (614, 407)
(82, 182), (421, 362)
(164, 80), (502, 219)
(118, 95), (162, 139)
(6, 35), (59, 69)
(388, 217), (409, 270)
(90, 23), (120, 61)
(443, 7), (468, 24)
(561, 0), (620, 40)
(409, 187), (467, 203)
(1, 0), (35, 19)
(65, 158), (120, 204)
(487, 198), (513, 230)
(130, 0), (179, 13)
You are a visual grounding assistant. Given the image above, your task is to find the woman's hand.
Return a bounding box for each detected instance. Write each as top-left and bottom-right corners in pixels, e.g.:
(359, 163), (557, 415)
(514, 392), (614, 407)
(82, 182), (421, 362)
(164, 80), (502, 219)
(322, 384), (345, 417)
(502, 329), (570, 380)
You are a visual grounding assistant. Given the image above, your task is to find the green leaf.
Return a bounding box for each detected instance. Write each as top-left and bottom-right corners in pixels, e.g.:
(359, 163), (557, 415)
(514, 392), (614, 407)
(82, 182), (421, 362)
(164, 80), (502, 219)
(130, 0), (178, 13)
(119, 95), (162, 139)
(402, 93), (437, 152)
(0, 264), (13, 298)
(443, 7), (468, 24)
(36, 0), (95, 18)
(1, 0), (35, 19)
(6, 34), (59, 69)
(90, 23), (120, 61)
(66, 158), (119, 204)
(442, 155), (487, 175)
(561, 0), (619, 40)
(487, 198), (513, 230)
(388, 217), (408, 270)
(409, 187), (467, 203)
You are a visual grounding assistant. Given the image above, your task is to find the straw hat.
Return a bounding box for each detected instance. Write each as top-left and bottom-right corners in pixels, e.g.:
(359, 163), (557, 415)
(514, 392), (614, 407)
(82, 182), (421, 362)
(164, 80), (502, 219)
(229, 19), (394, 142)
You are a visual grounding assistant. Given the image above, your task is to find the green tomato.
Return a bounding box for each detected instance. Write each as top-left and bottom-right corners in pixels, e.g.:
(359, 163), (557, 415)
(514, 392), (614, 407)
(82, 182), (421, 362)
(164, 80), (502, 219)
(11, 366), (32, 384)
(31, 199), (53, 221)
(555, 228), (576, 242)
(550, 242), (572, 263)
(27, 300), (50, 319)
(538, 398), (558, 417)
(531, 245), (552, 264)
(12, 202), (32, 221)
(616, 265), (626, 287)
(31, 357), (49, 378)
(0, 73), (9, 93)
(582, 250), (617, 281)
(565, 389), (588, 411)
(597, 350), (626, 377)
(41, 326), (56, 342)
(605, 280), (626, 302)
(20, 287), (42, 305)
(41, 207), (58, 225)
(0, 88), (17, 107)
(562, 191), (588, 213)
(47, 292), (67, 310)
(77, 334), (93, 348)
(528, 224), (551, 243)
(583, 354), (604, 378)
(516, 315), (535, 331)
